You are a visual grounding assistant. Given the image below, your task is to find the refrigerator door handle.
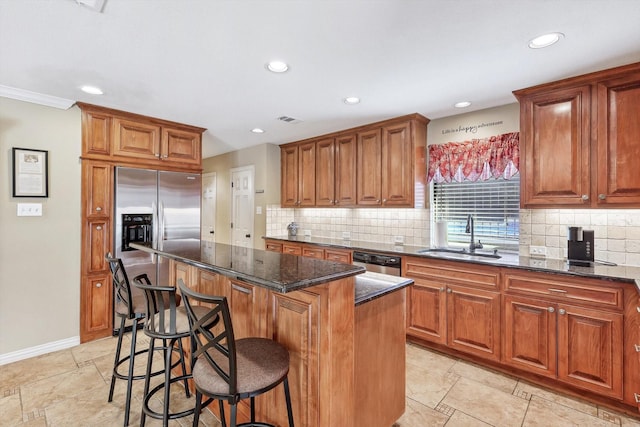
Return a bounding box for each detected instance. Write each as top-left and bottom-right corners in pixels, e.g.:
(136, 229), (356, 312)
(158, 200), (165, 251)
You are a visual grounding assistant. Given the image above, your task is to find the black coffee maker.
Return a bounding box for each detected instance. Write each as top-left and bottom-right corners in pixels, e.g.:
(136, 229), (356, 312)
(567, 226), (594, 266)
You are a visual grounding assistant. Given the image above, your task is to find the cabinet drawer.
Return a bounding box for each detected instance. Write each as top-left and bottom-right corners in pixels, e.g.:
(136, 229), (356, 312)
(302, 246), (325, 259)
(282, 244), (302, 256)
(504, 273), (623, 309)
(403, 257), (499, 289)
(265, 242), (283, 252)
(325, 249), (351, 264)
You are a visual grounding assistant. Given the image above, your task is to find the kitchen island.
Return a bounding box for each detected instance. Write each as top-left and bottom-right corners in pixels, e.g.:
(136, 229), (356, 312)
(131, 241), (412, 427)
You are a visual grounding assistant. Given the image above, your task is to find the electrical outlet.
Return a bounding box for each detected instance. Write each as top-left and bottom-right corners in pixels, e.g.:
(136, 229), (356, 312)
(342, 231), (351, 240)
(530, 246), (547, 257)
(304, 229), (311, 236)
(530, 259), (548, 268)
(394, 235), (404, 244)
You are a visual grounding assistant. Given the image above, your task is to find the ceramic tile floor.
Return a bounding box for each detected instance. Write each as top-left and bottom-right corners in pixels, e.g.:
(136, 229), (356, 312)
(2, 337), (640, 427)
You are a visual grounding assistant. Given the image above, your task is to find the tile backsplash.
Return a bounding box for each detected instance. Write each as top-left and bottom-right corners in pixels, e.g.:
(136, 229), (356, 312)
(266, 206), (640, 267)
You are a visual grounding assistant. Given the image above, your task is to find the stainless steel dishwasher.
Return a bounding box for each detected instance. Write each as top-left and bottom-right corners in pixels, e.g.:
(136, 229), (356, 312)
(352, 251), (401, 276)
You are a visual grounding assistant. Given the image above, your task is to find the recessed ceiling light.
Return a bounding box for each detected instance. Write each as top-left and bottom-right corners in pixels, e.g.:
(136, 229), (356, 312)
(251, 128), (265, 134)
(528, 32), (564, 49)
(454, 101), (471, 108)
(80, 85), (103, 95)
(266, 61), (289, 73)
(343, 97), (360, 105)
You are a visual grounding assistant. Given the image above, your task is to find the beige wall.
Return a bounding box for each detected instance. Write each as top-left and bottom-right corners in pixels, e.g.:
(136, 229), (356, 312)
(0, 98), (82, 356)
(202, 143), (280, 249)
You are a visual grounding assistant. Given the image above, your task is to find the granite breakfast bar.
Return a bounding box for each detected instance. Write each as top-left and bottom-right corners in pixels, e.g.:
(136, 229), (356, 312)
(130, 241), (412, 427)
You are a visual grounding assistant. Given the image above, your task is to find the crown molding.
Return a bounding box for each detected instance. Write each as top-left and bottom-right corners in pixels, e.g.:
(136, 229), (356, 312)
(0, 85), (76, 110)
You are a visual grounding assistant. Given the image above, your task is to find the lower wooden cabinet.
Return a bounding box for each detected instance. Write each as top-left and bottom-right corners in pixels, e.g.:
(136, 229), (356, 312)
(80, 274), (112, 341)
(404, 257), (501, 361)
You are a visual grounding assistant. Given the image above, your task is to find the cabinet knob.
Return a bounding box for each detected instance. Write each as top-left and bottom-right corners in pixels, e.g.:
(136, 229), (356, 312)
(162, 154), (168, 158)
(581, 194), (589, 201)
(558, 308), (566, 315)
(547, 307), (555, 313)
(155, 153), (160, 157)
(96, 282), (102, 288)
(598, 194), (606, 200)
(446, 288), (452, 293)
(96, 225), (102, 230)
(95, 206), (102, 212)
(440, 287), (445, 292)
(376, 199), (380, 203)
(334, 200), (339, 205)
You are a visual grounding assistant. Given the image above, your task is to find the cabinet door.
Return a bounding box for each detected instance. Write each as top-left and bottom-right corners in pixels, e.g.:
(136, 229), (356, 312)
(80, 274), (112, 341)
(596, 72), (640, 206)
(381, 121), (412, 206)
(356, 129), (382, 205)
(264, 240), (283, 252)
(161, 127), (201, 166)
(173, 261), (193, 290)
(406, 278), (446, 345)
(82, 110), (111, 156)
(335, 134), (357, 207)
(263, 290), (321, 427)
(557, 304), (623, 399)
(86, 220), (110, 274)
(83, 162), (112, 218)
(113, 117), (161, 161)
(503, 295), (557, 378)
(298, 141), (316, 206)
(315, 138), (336, 206)
(519, 86), (591, 207)
(281, 145), (299, 207)
(446, 284), (501, 361)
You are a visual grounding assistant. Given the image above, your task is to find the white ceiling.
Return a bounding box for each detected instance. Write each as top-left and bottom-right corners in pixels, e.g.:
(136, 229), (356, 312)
(1, 1), (639, 158)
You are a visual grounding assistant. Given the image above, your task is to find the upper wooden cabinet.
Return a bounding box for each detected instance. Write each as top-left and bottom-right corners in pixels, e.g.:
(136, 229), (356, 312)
(514, 62), (640, 208)
(281, 113), (428, 208)
(78, 102), (205, 171)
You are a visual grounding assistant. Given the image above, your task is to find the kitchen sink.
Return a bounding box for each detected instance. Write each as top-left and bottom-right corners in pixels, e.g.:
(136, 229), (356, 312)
(417, 247), (502, 260)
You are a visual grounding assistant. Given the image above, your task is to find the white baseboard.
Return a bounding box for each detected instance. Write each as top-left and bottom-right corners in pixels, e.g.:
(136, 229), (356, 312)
(0, 336), (80, 366)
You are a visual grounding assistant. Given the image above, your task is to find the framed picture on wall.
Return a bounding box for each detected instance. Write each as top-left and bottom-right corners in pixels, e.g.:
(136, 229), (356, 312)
(12, 147), (49, 198)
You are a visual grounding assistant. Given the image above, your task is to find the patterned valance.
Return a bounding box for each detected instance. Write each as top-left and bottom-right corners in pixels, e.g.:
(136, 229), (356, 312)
(427, 132), (520, 183)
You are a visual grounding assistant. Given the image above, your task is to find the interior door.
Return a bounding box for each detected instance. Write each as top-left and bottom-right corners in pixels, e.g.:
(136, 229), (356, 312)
(231, 166), (254, 248)
(201, 172), (216, 242)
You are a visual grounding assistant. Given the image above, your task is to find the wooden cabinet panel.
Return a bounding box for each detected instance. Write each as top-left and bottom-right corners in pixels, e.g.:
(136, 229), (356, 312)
(302, 246), (324, 259)
(335, 134), (357, 206)
(596, 71), (640, 205)
(446, 284), (501, 361)
(230, 280), (267, 339)
(381, 121), (413, 206)
(356, 128), (382, 205)
(81, 275), (112, 340)
(83, 162), (111, 218)
(112, 117), (161, 161)
(557, 304), (623, 399)
(503, 295), (557, 378)
(265, 241), (283, 252)
(315, 138), (336, 206)
(298, 141), (316, 206)
(281, 145), (299, 207)
(86, 220), (109, 274)
(406, 278), (446, 345)
(403, 257), (499, 290)
(82, 110), (111, 156)
(519, 86), (591, 207)
(263, 290), (321, 427)
(161, 127), (201, 165)
(173, 260), (193, 290)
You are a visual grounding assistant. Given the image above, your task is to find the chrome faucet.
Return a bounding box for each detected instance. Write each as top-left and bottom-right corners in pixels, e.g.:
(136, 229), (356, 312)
(465, 214), (483, 253)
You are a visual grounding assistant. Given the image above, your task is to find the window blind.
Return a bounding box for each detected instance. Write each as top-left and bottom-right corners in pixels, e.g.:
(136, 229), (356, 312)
(432, 175), (520, 251)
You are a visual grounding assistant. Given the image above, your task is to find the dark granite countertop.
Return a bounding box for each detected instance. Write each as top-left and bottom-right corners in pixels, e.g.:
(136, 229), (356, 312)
(265, 235), (640, 292)
(355, 272), (413, 306)
(130, 240), (365, 293)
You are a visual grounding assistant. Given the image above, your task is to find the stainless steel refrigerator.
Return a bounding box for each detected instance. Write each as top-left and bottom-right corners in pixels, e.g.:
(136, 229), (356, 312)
(114, 167), (201, 333)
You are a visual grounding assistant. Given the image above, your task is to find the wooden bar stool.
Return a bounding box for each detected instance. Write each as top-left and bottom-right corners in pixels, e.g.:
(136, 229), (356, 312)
(178, 279), (294, 427)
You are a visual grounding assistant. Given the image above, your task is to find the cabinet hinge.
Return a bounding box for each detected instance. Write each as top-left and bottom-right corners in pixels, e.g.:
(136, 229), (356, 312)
(231, 222), (233, 229)
(635, 393), (640, 404)
(637, 306), (640, 313)
(635, 344), (640, 352)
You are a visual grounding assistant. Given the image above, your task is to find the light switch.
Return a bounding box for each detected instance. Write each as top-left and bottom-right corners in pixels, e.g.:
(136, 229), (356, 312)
(256, 206), (262, 215)
(17, 203), (43, 216)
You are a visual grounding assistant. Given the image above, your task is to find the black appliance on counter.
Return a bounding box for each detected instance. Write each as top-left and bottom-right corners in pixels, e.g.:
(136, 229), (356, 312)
(567, 226), (594, 266)
(121, 213), (153, 251)
(353, 251), (401, 276)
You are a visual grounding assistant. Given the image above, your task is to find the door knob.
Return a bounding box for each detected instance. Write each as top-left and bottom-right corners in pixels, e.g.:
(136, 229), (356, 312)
(245, 234), (251, 238)
(209, 230), (215, 234)
(547, 307), (555, 313)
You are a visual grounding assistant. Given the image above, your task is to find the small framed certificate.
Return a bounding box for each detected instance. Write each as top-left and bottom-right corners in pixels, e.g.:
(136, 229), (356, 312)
(12, 147), (49, 198)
